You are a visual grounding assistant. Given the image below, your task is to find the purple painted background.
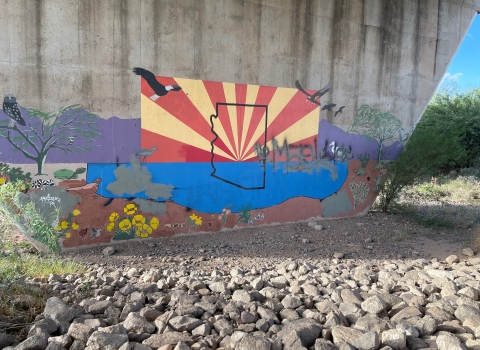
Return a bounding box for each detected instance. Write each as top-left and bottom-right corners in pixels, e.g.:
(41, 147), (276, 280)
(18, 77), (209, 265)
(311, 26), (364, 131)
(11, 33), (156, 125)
(318, 119), (403, 161)
(0, 112), (140, 164)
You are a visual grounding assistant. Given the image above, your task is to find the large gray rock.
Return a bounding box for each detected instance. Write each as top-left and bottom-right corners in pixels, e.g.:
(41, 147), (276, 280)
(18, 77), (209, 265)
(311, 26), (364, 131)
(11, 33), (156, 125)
(34, 318), (58, 334)
(47, 334), (73, 349)
(88, 300), (113, 315)
(361, 296), (386, 314)
(352, 331), (379, 350)
(44, 342), (67, 350)
(340, 289), (363, 305)
(0, 332), (16, 348)
(315, 339), (339, 350)
(436, 333), (465, 350)
(85, 331), (128, 350)
(381, 329), (406, 349)
(209, 282), (228, 293)
(142, 332), (193, 348)
(236, 334), (272, 350)
(15, 335), (48, 350)
(454, 305), (480, 322)
(168, 316), (203, 332)
(282, 295), (303, 309)
(232, 289), (252, 303)
(67, 323), (94, 342)
(413, 315), (438, 336)
(257, 306), (280, 324)
(331, 326), (364, 344)
(124, 313), (156, 334)
(278, 318), (322, 347)
(43, 297), (75, 323)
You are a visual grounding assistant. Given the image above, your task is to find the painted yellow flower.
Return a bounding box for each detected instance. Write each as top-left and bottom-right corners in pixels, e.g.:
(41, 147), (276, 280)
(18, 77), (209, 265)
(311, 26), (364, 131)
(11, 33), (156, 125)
(107, 222), (115, 232)
(142, 224), (153, 234)
(109, 212), (119, 222)
(140, 232), (149, 238)
(189, 214), (198, 221)
(150, 217), (159, 230)
(61, 221), (69, 229)
(0, 178), (6, 185)
(124, 203), (137, 215)
(55, 224), (62, 231)
(195, 217), (202, 225)
(132, 214), (145, 226)
(65, 232), (71, 238)
(119, 219), (132, 231)
(72, 209), (81, 216)
(71, 223), (79, 230)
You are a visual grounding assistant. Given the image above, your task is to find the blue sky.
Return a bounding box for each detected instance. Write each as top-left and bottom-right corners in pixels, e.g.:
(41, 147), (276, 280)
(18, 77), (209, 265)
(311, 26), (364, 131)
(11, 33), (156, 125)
(440, 14), (480, 89)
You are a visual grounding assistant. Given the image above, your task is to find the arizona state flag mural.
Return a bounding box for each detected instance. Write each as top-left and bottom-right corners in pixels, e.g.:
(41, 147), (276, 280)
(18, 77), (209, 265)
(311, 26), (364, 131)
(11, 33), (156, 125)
(140, 75), (323, 163)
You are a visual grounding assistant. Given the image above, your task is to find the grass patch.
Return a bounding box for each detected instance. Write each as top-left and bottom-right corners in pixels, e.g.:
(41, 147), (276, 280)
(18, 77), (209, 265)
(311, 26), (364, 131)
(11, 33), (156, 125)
(376, 173), (480, 233)
(0, 251), (86, 282)
(0, 282), (49, 326)
(0, 251), (86, 339)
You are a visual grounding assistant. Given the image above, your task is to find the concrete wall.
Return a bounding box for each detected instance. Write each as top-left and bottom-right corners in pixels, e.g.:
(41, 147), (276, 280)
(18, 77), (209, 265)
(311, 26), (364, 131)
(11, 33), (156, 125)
(0, 0), (477, 251)
(0, 0), (476, 127)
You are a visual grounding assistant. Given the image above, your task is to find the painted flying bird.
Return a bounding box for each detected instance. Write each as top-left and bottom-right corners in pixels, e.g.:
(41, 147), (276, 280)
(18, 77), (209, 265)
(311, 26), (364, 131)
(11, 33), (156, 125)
(133, 67), (182, 101)
(295, 80), (332, 106)
(3, 95), (26, 126)
(90, 228), (102, 239)
(321, 103), (337, 111)
(334, 106), (345, 117)
(135, 146), (157, 162)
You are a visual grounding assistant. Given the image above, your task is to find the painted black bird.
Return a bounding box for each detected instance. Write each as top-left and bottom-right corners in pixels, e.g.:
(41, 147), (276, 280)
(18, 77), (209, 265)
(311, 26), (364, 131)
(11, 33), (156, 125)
(295, 80), (332, 106)
(321, 103), (337, 111)
(3, 95), (26, 126)
(133, 67), (182, 101)
(334, 106), (345, 117)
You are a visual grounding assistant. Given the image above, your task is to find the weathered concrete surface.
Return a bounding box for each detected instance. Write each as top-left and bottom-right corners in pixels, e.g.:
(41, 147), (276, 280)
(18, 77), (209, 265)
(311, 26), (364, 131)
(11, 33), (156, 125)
(0, 0), (477, 130)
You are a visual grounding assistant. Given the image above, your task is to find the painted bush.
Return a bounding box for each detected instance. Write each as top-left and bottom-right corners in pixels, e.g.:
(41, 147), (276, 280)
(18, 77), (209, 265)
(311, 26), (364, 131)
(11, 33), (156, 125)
(0, 70), (406, 252)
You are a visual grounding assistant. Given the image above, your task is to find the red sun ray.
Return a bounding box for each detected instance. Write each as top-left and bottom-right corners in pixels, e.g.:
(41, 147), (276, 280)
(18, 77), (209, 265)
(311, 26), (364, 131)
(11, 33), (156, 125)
(202, 80), (238, 159)
(235, 84), (247, 158)
(240, 85), (278, 157)
(141, 129), (233, 163)
(141, 77), (234, 159)
(242, 91), (319, 157)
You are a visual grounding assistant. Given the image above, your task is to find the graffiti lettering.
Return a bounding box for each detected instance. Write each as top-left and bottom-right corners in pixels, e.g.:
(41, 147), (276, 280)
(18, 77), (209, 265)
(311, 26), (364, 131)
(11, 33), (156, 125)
(164, 223), (187, 228)
(39, 193), (61, 207)
(254, 138), (341, 179)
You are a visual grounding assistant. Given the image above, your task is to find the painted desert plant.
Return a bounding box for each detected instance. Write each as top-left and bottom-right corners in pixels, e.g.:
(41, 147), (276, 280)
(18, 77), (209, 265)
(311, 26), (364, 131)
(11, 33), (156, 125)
(107, 203), (160, 240)
(0, 180), (63, 253)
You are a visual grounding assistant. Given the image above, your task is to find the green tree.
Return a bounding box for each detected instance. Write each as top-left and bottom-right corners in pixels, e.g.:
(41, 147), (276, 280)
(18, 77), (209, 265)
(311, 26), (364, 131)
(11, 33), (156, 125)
(376, 120), (468, 212)
(348, 104), (404, 161)
(421, 85), (480, 167)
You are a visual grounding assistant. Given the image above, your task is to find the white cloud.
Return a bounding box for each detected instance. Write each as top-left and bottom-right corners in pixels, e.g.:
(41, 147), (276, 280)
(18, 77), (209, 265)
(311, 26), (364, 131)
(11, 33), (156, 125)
(467, 33), (475, 39)
(441, 72), (463, 85)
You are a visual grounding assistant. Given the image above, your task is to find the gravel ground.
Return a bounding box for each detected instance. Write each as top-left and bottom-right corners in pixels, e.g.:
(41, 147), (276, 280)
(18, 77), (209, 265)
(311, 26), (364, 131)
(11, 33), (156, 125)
(63, 211), (477, 271)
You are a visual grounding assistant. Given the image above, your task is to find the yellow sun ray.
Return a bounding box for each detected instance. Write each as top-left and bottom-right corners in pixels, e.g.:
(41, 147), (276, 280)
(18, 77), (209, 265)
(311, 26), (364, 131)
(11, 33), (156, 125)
(223, 82), (239, 159)
(241, 88), (297, 159)
(243, 108), (319, 160)
(239, 84), (260, 160)
(141, 95), (234, 160)
(173, 77), (236, 157)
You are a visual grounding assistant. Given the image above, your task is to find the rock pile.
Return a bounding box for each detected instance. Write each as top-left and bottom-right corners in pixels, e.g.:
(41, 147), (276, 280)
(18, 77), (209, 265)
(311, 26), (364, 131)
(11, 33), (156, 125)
(2, 254), (480, 350)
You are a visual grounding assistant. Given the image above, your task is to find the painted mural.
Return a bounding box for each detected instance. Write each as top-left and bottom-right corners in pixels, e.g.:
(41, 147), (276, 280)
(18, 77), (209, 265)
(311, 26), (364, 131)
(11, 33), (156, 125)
(0, 69), (407, 252)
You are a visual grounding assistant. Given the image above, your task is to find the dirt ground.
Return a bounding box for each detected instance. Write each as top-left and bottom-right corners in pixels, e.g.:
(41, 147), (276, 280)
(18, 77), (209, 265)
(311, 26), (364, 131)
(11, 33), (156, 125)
(61, 211), (479, 271)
